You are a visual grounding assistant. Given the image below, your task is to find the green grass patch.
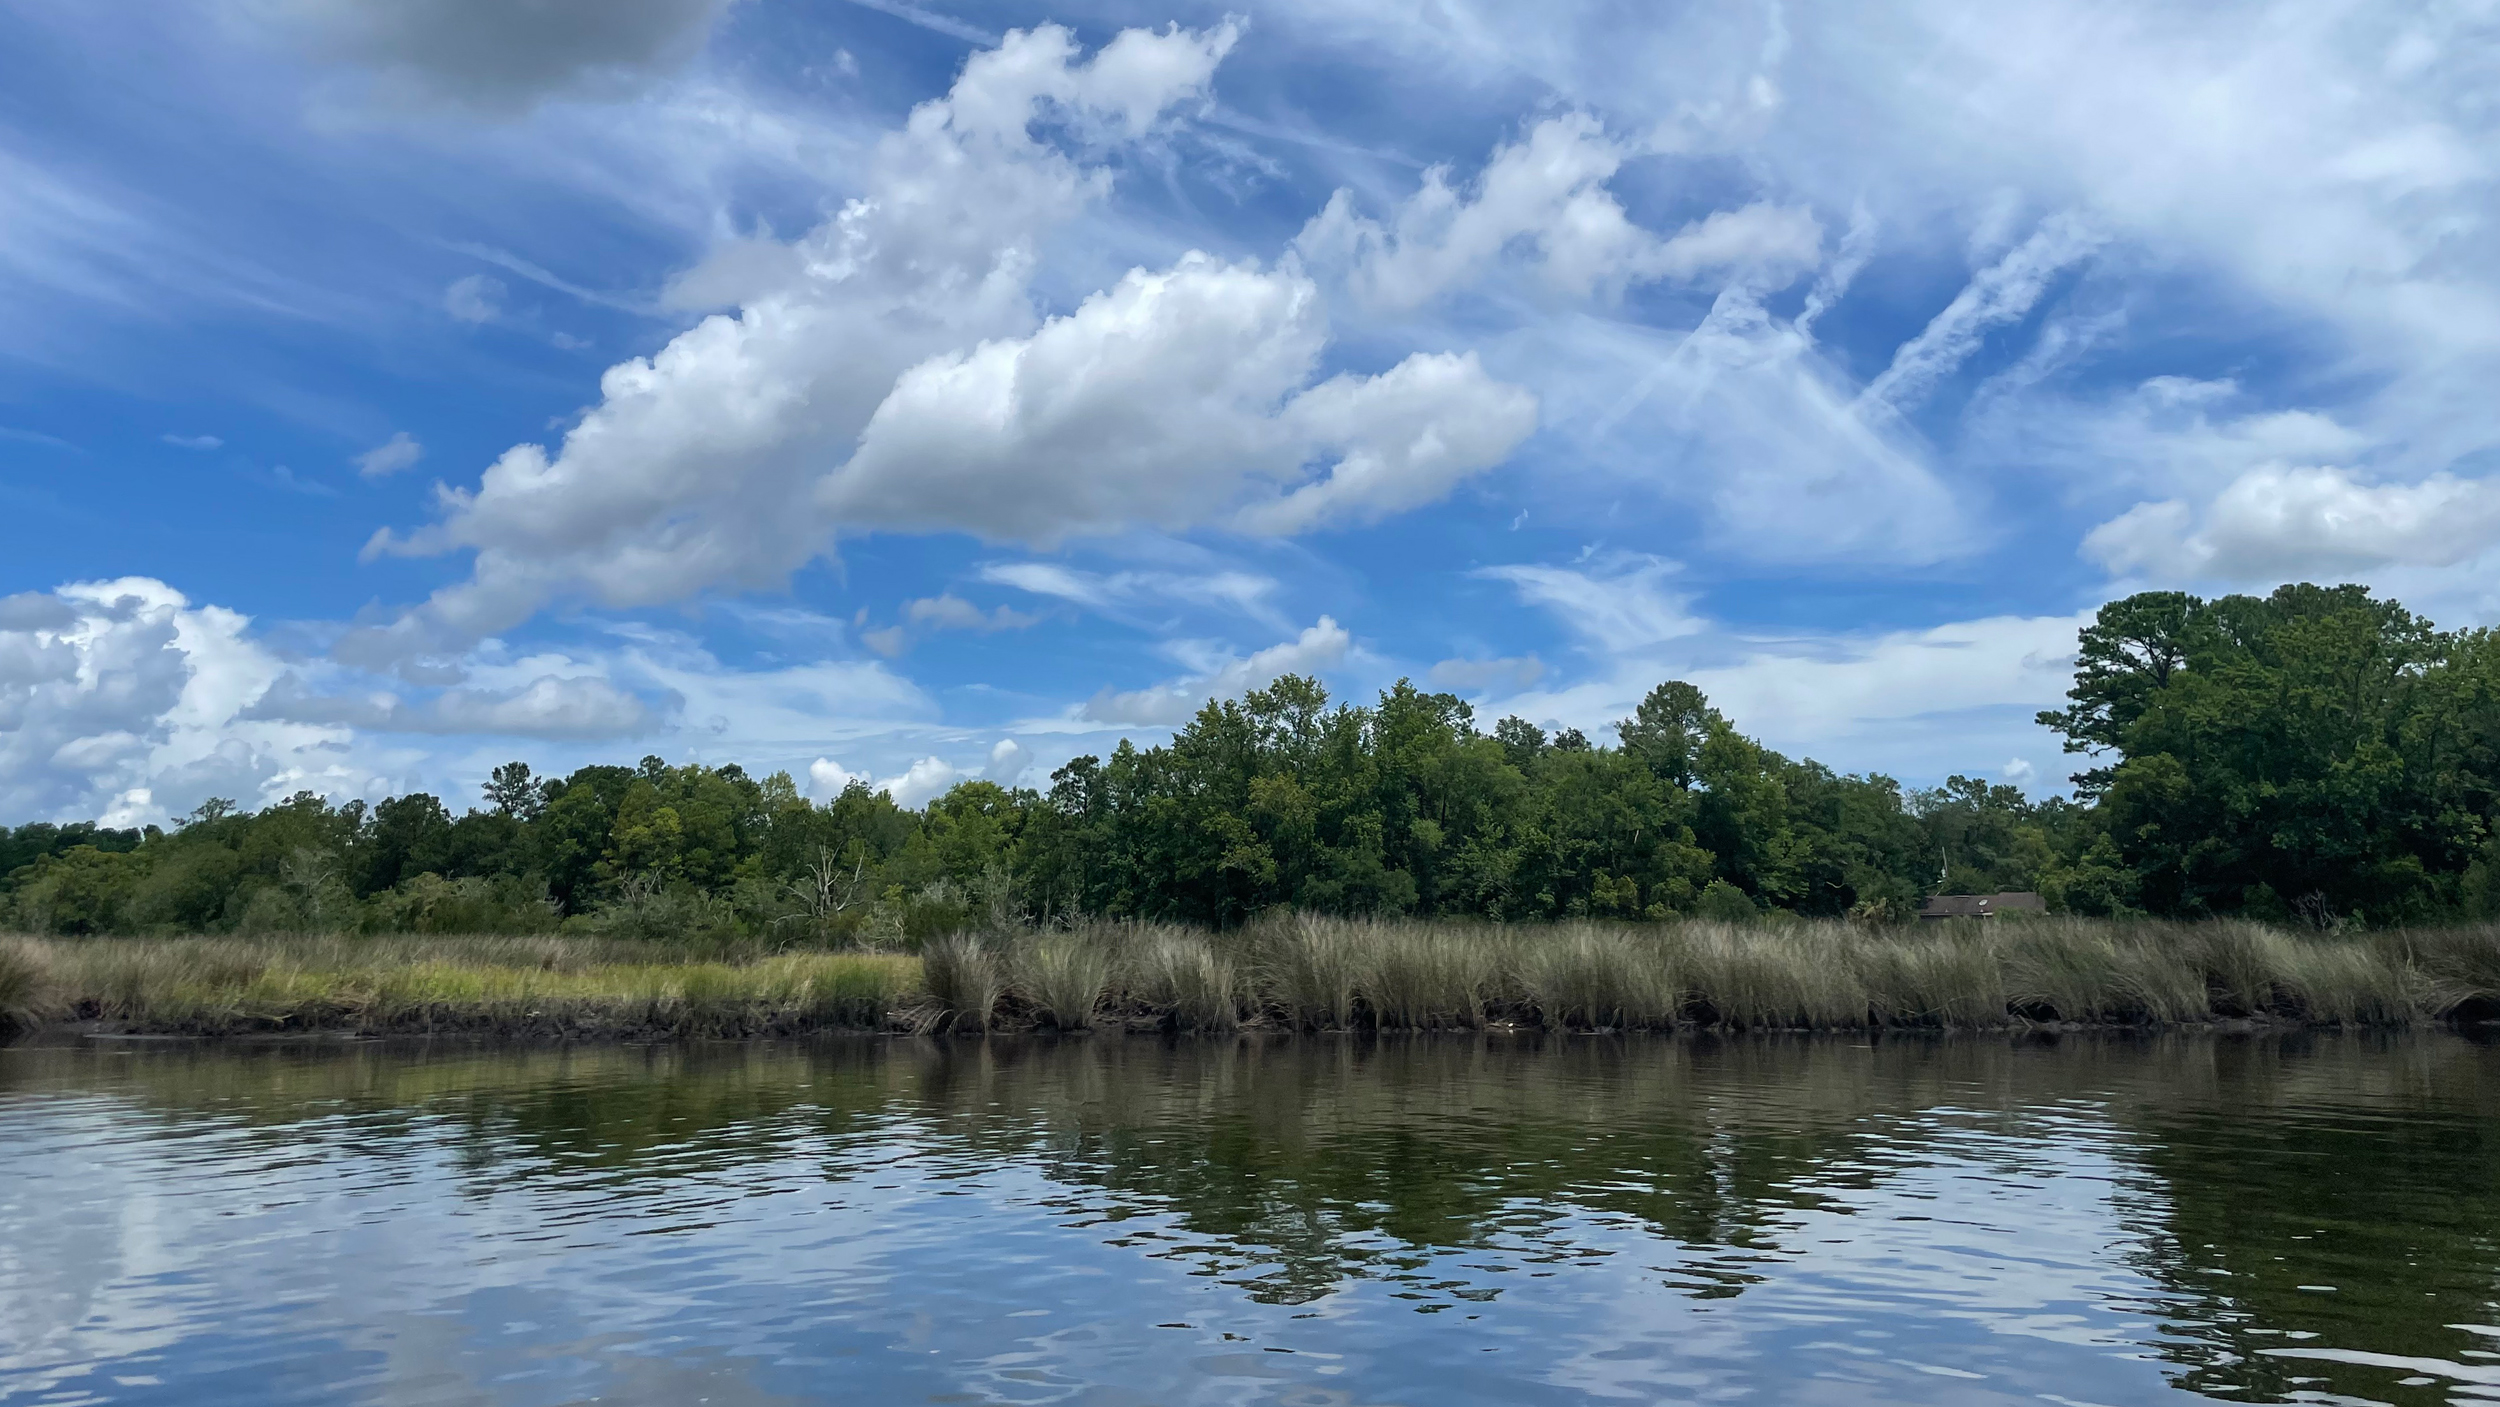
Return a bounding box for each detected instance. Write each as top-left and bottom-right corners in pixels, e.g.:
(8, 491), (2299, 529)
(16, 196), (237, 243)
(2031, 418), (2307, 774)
(13, 934), (917, 1038)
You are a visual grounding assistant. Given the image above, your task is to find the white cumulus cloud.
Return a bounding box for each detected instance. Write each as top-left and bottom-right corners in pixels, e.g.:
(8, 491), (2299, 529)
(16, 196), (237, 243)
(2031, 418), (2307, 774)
(2085, 465), (2500, 583)
(0, 579), (386, 825)
(1079, 616), (1352, 726)
(984, 737), (1031, 785)
(883, 757), (967, 809)
(823, 254), (1536, 542)
(1295, 113), (1822, 310)
(807, 753), (966, 809)
(343, 23), (1525, 664)
(349, 23), (1242, 662)
(807, 756), (864, 797)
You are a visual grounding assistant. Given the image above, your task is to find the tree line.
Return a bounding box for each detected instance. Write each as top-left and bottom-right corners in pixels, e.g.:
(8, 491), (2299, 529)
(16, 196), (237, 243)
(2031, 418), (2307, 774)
(9, 581), (2500, 938)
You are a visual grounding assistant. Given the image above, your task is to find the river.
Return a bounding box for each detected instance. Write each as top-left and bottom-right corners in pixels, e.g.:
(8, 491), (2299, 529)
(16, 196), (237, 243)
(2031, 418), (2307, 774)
(3, 1032), (2493, 1405)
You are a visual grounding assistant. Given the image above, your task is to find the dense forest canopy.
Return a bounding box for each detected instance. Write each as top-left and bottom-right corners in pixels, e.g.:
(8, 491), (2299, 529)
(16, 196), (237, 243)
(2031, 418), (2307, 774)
(11, 582), (2500, 938)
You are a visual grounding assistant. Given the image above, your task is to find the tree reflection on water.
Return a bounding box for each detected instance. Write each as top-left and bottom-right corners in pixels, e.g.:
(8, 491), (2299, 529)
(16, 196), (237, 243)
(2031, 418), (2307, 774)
(7, 1030), (2494, 1403)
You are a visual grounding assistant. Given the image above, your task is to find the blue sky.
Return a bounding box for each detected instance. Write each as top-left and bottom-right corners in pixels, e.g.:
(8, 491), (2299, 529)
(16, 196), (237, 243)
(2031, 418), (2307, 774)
(3, 0), (2495, 824)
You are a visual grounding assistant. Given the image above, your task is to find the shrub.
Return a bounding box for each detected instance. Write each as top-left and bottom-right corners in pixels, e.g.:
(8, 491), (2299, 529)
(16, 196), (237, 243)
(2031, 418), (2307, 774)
(367, 874), (562, 936)
(584, 881), (741, 949)
(1694, 881), (1760, 924)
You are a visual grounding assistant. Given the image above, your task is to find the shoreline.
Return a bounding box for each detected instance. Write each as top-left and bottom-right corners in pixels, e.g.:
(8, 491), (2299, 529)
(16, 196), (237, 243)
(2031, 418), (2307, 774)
(9, 1011), (2485, 1048)
(8, 915), (2500, 1045)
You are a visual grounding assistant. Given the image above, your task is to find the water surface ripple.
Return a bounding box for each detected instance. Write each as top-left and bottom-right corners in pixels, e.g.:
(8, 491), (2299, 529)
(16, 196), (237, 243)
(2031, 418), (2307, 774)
(2, 1033), (2493, 1405)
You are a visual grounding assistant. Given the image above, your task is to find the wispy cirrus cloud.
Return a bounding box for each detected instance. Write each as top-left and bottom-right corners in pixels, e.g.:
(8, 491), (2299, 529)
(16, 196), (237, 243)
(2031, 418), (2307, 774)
(979, 561), (1287, 627)
(354, 431), (423, 477)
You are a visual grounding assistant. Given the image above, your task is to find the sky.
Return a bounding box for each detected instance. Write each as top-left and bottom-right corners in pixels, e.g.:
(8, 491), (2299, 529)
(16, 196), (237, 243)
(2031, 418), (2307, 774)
(2, 0), (2496, 826)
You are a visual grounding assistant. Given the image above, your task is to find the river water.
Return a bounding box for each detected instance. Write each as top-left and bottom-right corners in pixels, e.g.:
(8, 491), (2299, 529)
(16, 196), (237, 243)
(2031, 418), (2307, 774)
(1, 1033), (2494, 1406)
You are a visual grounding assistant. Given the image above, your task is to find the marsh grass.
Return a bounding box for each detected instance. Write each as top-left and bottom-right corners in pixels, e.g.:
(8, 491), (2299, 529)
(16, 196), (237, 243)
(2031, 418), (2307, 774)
(2406, 924), (2500, 1018)
(1124, 931), (1245, 1032)
(1020, 936), (1112, 1031)
(0, 937), (52, 1033)
(14, 934), (917, 1038)
(919, 934), (1008, 1033)
(2270, 937), (2419, 1026)
(1357, 923), (1497, 1030)
(1519, 923), (1682, 1030)
(8, 914), (2499, 1041)
(1858, 928), (2006, 1027)
(2032, 925), (2203, 1022)
(1685, 923), (1869, 1028)
(1255, 913), (1367, 1031)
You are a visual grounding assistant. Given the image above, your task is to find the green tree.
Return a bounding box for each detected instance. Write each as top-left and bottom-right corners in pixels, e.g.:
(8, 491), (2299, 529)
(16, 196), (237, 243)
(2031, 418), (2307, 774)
(2038, 584), (2471, 920)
